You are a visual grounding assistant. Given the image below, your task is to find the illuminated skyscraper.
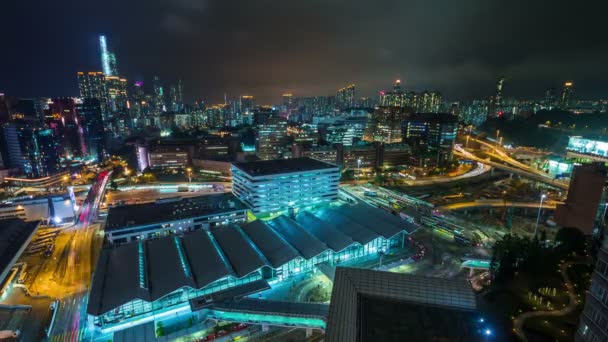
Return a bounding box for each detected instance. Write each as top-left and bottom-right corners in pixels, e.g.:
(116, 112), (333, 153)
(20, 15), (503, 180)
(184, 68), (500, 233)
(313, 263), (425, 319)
(282, 93), (293, 110)
(337, 84), (355, 109)
(560, 81), (574, 108)
(99, 35), (118, 76)
(420, 91), (442, 113)
(76, 98), (106, 162)
(544, 88), (556, 109)
(241, 95), (254, 113)
(77, 71), (109, 120)
(169, 79), (184, 112)
(364, 106), (410, 144)
(495, 77), (505, 107)
(1, 123), (62, 177)
(105, 76), (128, 112)
(153, 76), (165, 114)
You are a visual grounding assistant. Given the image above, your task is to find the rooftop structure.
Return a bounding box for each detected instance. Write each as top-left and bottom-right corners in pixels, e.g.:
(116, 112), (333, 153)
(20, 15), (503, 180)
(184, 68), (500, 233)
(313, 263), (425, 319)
(232, 157), (337, 177)
(232, 157), (340, 215)
(325, 267), (479, 342)
(104, 193), (248, 244)
(0, 219), (40, 285)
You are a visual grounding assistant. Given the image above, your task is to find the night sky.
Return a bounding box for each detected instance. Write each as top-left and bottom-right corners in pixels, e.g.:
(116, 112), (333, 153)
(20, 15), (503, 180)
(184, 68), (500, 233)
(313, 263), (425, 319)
(1, 0), (607, 103)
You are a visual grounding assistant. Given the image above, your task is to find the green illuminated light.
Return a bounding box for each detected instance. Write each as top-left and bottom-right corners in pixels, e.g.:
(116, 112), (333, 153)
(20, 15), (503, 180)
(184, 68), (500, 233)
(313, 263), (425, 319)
(207, 310), (326, 329)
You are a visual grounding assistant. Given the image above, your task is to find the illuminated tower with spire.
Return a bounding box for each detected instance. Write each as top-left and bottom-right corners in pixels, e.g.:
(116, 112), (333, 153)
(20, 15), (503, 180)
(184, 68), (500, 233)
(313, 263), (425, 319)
(99, 35), (118, 76)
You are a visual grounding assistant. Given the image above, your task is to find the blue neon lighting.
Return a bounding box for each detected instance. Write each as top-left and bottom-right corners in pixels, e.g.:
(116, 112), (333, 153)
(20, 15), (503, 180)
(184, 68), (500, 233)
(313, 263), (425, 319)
(174, 236), (192, 278)
(138, 241), (147, 288)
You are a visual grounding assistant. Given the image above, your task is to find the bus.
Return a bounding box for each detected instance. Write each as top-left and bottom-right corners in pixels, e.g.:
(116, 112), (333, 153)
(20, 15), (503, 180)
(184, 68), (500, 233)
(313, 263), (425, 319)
(454, 234), (472, 246)
(363, 190), (378, 197)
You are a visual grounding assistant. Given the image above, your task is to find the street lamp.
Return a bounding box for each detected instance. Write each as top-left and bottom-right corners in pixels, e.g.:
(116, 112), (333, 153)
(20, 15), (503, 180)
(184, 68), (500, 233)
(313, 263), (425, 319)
(356, 158), (362, 185)
(496, 130), (500, 147)
(124, 168), (131, 186)
(466, 135), (470, 149)
(534, 194), (547, 238)
(186, 167), (192, 184)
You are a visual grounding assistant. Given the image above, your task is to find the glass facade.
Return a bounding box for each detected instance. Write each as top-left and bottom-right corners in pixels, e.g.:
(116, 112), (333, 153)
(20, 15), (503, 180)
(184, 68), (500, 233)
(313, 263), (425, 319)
(232, 167), (340, 215)
(93, 234), (401, 332)
(567, 137), (608, 159)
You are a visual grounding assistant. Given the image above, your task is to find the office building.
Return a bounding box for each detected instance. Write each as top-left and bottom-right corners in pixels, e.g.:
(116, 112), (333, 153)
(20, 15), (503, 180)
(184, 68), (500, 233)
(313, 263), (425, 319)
(241, 95), (254, 113)
(76, 98), (105, 162)
(419, 91), (442, 113)
(363, 106), (410, 144)
(282, 93), (293, 110)
(47, 98), (86, 160)
(99, 35), (118, 76)
(494, 76), (505, 107)
(555, 162), (607, 235)
(255, 109), (290, 160)
(403, 113), (458, 165)
(232, 157), (340, 214)
(152, 76), (165, 115)
(337, 84), (355, 109)
(379, 80), (405, 107)
(105, 76), (128, 112)
(560, 81), (574, 109)
(0, 93), (12, 124)
(147, 140), (193, 169)
(104, 193), (249, 244)
(566, 136), (608, 162)
(1, 123), (60, 177)
(576, 237), (608, 342)
(325, 267), (482, 341)
(169, 79), (184, 112)
(87, 200), (415, 334)
(77, 72), (106, 100)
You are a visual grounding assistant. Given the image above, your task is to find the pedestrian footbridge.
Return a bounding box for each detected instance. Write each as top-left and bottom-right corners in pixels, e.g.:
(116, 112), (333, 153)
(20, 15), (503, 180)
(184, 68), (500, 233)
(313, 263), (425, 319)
(192, 298), (329, 330)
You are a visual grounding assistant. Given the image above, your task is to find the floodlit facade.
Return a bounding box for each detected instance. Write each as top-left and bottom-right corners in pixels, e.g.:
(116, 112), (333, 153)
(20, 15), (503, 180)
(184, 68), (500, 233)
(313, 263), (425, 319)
(104, 193), (248, 244)
(567, 136), (608, 161)
(232, 157), (340, 215)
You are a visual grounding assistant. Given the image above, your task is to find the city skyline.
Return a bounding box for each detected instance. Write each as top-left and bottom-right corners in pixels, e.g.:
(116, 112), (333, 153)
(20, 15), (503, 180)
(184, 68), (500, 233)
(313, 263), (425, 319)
(1, 1), (608, 103)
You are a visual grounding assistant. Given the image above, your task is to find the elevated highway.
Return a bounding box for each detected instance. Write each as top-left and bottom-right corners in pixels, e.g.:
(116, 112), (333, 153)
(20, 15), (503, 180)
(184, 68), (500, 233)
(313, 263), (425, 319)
(454, 146), (569, 190)
(438, 199), (559, 211)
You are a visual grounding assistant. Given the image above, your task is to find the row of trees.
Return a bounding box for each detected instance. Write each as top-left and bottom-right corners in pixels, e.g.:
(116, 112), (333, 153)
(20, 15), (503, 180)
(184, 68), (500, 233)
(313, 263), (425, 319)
(490, 227), (586, 281)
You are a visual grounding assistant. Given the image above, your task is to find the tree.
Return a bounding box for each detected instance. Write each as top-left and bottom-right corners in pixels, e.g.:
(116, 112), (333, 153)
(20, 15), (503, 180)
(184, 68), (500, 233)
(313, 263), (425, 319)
(110, 180), (118, 191)
(555, 227), (586, 255)
(490, 234), (536, 280)
(155, 321), (164, 337)
(374, 174), (388, 186)
(340, 169), (354, 181)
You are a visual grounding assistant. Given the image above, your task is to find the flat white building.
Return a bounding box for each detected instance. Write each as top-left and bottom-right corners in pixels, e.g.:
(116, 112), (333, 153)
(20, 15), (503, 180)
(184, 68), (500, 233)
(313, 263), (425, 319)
(232, 157), (340, 215)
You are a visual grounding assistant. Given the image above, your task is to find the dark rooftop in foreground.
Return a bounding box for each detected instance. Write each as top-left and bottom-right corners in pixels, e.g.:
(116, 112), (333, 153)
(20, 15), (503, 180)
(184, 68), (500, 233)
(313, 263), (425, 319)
(325, 267), (478, 342)
(0, 218), (39, 283)
(232, 157), (338, 177)
(105, 193), (247, 231)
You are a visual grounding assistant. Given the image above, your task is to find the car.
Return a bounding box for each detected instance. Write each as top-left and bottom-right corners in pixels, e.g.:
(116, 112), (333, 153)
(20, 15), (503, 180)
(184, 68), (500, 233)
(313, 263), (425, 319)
(232, 323), (248, 331)
(202, 333), (216, 341)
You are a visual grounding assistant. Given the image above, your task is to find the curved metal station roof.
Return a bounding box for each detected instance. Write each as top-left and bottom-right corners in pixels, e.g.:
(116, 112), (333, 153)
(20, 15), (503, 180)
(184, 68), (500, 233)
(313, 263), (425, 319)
(88, 202), (416, 316)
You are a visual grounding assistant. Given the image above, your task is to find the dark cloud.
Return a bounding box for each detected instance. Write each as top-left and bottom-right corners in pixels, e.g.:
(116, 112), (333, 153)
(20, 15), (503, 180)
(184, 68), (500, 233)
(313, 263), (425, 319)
(1, 0), (607, 103)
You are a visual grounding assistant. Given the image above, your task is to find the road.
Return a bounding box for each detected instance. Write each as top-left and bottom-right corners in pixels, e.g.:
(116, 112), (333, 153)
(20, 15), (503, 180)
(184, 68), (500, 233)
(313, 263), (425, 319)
(46, 171), (111, 342)
(454, 145), (569, 190)
(438, 199), (558, 211)
(400, 161), (491, 186)
(512, 261), (588, 342)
